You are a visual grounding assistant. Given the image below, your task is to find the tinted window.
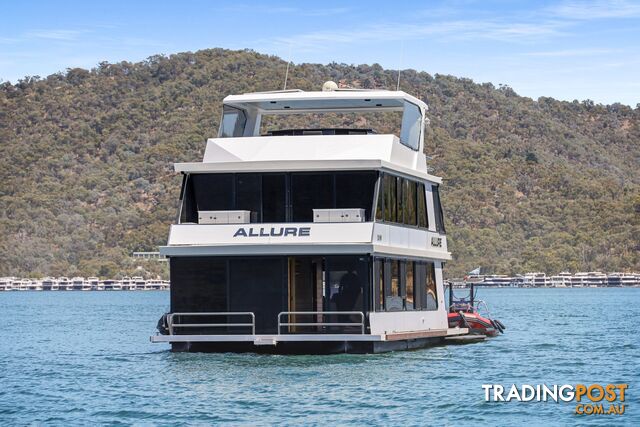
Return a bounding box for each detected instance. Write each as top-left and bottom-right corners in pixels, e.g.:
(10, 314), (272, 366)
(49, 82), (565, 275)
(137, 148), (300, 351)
(404, 179), (417, 226)
(229, 258), (286, 334)
(417, 183), (428, 228)
(262, 174), (286, 222)
(375, 176), (384, 221)
(219, 106), (247, 138)
(292, 174), (333, 222)
(391, 260), (399, 297)
(335, 172), (377, 220)
(406, 261), (414, 310)
(376, 259), (384, 310)
(180, 174), (198, 223)
(191, 174), (233, 210)
(326, 256), (369, 319)
(385, 259), (403, 311)
(400, 101), (421, 150)
(384, 174), (396, 222)
(425, 262), (438, 310)
(433, 185), (446, 233)
(236, 174), (261, 222)
(396, 177), (404, 224)
(170, 257), (227, 313)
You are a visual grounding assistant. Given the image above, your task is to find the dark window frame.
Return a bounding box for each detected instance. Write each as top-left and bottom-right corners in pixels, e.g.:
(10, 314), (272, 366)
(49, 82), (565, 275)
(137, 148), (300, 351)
(376, 172), (429, 230)
(432, 184), (446, 233)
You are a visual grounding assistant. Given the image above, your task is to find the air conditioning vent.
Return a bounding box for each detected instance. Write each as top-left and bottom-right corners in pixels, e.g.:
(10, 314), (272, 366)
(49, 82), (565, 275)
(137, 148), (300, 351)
(313, 208), (365, 223)
(198, 210), (251, 224)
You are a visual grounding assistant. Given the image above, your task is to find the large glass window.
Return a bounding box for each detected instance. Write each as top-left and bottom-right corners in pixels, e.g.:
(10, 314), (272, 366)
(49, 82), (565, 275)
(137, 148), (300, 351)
(191, 174), (234, 210)
(405, 261), (414, 310)
(383, 174), (397, 222)
(396, 177), (405, 225)
(377, 260), (385, 310)
(417, 183), (428, 228)
(291, 174), (333, 222)
(235, 174), (261, 222)
(400, 101), (422, 150)
(180, 174), (198, 223)
(391, 260), (399, 297)
(335, 172), (377, 219)
(326, 256), (368, 314)
(384, 259), (403, 311)
(404, 180), (417, 226)
(262, 174), (286, 222)
(375, 176), (384, 221)
(170, 257), (227, 313)
(376, 173), (428, 229)
(183, 171), (376, 224)
(425, 262), (438, 310)
(433, 185), (446, 233)
(219, 106), (247, 138)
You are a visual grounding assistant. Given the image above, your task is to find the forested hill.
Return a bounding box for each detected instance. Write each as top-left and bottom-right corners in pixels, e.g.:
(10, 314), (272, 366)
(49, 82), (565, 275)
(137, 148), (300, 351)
(1, 48), (638, 278)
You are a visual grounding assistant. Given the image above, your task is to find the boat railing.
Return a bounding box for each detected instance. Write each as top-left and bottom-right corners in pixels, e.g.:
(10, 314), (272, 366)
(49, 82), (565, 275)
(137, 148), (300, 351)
(277, 311), (365, 334)
(168, 312), (255, 335)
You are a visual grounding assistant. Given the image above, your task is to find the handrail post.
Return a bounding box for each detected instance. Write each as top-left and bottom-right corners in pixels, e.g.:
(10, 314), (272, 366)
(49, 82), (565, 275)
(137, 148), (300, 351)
(251, 312), (255, 335)
(277, 312), (282, 335)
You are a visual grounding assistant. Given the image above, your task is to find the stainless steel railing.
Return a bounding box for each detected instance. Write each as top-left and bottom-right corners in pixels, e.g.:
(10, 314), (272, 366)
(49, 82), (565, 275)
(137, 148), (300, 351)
(167, 312), (255, 335)
(277, 311), (365, 334)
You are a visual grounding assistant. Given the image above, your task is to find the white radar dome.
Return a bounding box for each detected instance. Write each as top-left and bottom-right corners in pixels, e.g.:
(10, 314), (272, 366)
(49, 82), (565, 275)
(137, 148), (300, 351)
(322, 81), (338, 92)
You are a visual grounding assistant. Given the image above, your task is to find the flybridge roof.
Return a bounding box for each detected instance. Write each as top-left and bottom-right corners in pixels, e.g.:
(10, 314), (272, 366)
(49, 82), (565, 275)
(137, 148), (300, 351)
(222, 89), (428, 114)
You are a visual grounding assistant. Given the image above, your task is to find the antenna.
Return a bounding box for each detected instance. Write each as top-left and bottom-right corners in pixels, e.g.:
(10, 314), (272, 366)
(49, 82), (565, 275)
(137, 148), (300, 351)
(396, 40), (404, 91)
(283, 42), (293, 90)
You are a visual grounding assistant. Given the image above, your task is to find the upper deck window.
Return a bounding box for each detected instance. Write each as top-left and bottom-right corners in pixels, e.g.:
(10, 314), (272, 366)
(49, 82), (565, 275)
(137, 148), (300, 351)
(219, 106), (247, 138)
(377, 173), (428, 229)
(400, 101), (421, 150)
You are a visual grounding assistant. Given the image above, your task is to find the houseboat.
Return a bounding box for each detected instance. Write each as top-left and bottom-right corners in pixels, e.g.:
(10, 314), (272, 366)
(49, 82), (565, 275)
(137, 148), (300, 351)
(58, 277), (72, 291)
(121, 276), (134, 290)
(550, 272), (572, 287)
(481, 275), (512, 287)
(132, 276), (146, 290)
(41, 277), (59, 291)
(87, 277), (102, 290)
(71, 277), (86, 291)
(0, 277), (14, 291)
(152, 83), (466, 353)
(102, 279), (121, 291)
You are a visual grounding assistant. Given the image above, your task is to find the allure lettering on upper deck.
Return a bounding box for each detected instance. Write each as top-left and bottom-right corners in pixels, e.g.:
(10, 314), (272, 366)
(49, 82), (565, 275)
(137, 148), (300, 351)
(233, 227), (311, 237)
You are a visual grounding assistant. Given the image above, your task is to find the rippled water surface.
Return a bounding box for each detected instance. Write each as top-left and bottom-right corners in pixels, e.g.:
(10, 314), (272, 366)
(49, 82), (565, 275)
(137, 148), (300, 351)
(1, 289), (637, 425)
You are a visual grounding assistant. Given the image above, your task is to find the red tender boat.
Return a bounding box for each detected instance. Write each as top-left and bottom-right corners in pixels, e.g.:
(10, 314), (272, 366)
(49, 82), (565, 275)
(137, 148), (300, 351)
(446, 283), (505, 337)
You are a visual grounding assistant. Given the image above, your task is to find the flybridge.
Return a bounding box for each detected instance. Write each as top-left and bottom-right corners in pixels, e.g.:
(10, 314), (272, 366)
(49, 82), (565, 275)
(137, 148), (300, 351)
(217, 84), (428, 152)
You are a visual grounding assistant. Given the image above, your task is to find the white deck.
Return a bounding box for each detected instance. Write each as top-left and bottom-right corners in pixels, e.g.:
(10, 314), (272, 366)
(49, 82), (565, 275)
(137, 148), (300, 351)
(150, 328), (468, 344)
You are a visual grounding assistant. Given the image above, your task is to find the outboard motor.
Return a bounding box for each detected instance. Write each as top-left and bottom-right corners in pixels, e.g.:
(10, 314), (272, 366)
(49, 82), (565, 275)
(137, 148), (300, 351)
(157, 313), (170, 335)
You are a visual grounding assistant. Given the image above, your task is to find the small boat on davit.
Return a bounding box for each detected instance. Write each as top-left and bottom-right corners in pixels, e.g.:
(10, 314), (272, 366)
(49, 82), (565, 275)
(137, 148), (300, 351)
(446, 283), (505, 338)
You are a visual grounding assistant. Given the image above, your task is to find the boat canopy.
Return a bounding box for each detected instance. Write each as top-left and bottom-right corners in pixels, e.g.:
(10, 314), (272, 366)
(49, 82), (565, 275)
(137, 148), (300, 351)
(222, 89), (427, 113)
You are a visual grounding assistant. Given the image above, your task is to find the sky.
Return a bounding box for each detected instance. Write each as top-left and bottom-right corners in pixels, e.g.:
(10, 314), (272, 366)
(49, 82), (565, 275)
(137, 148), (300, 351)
(1, 0), (639, 106)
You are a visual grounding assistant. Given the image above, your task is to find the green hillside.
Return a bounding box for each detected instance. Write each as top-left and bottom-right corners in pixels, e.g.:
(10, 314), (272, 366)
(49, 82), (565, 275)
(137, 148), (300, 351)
(1, 48), (638, 278)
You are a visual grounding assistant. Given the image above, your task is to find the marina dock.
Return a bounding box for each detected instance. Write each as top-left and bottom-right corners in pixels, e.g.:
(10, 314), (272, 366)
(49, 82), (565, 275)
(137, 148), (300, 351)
(0, 276), (169, 291)
(448, 271), (640, 288)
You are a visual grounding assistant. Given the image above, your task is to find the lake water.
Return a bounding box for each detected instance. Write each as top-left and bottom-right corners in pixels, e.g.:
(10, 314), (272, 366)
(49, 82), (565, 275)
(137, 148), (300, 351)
(0, 289), (637, 426)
